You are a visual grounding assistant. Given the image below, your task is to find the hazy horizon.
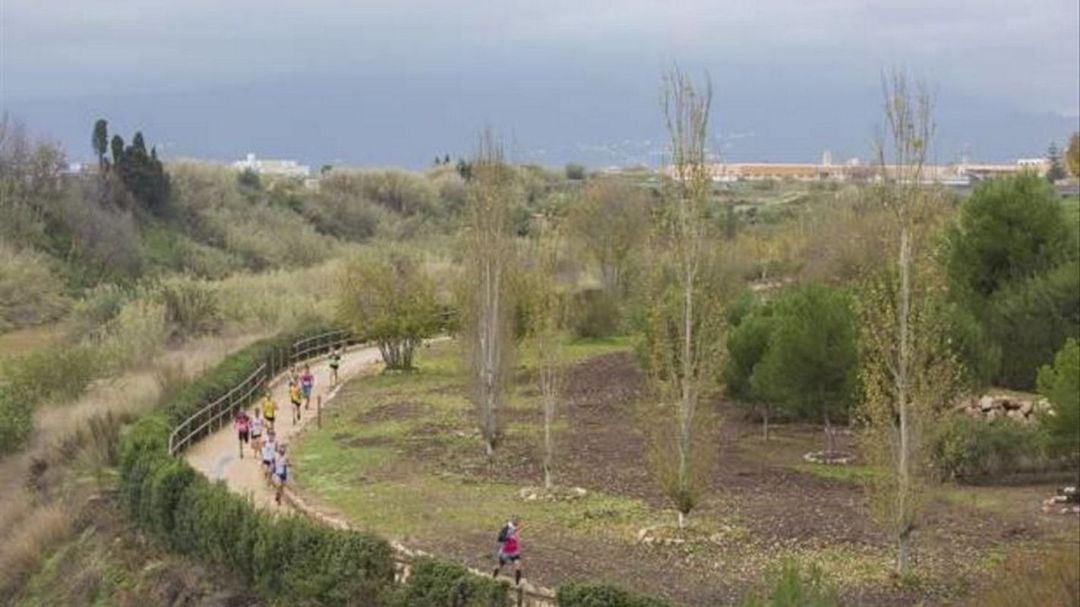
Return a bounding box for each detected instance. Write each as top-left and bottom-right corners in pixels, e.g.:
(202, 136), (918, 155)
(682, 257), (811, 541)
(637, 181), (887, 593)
(2, 1), (1078, 169)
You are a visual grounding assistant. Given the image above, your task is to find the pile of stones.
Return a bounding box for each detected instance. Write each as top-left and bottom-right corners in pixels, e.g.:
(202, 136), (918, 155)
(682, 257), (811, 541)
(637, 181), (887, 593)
(957, 394), (1049, 423)
(1041, 486), (1080, 515)
(802, 450), (856, 465)
(518, 486), (587, 502)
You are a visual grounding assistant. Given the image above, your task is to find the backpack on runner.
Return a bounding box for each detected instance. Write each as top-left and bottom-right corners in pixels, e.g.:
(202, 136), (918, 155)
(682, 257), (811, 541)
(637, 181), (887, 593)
(497, 523), (510, 543)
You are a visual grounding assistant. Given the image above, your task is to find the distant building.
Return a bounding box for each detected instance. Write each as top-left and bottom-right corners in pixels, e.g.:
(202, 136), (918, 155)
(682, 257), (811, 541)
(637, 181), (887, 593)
(663, 156), (1049, 185)
(232, 153), (311, 177)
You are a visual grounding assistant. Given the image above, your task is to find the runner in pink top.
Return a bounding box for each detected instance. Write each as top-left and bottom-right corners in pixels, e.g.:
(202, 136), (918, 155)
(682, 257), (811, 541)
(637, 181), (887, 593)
(492, 515), (524, 586)
(300, 365), (315, 409)
(234, 409), (251, 458)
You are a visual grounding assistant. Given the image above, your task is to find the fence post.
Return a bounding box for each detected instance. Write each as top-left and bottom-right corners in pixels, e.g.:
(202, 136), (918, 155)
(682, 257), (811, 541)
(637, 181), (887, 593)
(317, 395), (322, 429)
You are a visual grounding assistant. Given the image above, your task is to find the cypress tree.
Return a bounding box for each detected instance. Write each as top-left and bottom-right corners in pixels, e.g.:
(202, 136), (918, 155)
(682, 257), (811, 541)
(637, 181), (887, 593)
(92, 119), (109, 170)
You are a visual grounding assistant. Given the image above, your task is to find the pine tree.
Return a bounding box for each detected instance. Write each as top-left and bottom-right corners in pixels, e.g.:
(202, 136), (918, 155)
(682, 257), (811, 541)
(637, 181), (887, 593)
(110, 135), (125, 166)
(1046, 142), (1066, 182)
(92, 119), (109, 171)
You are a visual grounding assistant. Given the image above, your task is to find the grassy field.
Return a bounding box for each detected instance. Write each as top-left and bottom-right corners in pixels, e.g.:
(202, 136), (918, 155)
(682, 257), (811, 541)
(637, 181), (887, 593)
(291, 339), (1079, 606)
(0, 324), (66, 359)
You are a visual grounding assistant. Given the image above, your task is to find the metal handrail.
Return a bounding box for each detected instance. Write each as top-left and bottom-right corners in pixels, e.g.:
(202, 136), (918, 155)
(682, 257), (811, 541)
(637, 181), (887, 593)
(168, 330), (355, 456)
(166, 327), (555, 605)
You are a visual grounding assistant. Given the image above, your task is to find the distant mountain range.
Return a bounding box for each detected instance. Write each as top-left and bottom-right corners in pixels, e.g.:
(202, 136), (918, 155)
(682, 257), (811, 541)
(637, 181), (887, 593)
(5, 72), (1076, 169)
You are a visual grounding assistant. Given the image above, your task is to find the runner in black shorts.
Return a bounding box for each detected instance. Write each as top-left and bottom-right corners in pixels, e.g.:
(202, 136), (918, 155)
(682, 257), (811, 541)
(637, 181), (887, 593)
(234, 409), (251, 458)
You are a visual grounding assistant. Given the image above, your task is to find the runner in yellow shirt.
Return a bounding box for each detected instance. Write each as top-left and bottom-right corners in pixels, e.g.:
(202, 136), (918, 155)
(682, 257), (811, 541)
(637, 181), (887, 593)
(289, 380), (303, 424)
(261, 391), (277, 430)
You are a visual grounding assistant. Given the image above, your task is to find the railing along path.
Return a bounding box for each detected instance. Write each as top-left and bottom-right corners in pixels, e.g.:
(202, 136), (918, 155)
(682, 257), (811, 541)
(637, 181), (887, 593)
(168, 328), (556, 606)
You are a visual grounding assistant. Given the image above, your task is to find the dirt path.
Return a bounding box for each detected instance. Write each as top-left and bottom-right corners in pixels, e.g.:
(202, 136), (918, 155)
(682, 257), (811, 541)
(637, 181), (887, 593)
(185, 346), (383, 511)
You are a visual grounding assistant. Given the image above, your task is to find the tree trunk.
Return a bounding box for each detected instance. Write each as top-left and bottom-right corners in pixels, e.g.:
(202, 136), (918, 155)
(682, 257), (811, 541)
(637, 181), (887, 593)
(897, 528), (911, 575)
(543, 395), (554, 491)
(896, 227), (912, 574)
(824, 409), (834, 453)
(762, 403), (770, 442)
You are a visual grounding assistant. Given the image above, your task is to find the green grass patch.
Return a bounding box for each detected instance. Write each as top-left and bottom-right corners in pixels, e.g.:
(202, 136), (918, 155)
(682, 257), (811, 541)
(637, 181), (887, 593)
(791, 463), (877, 483)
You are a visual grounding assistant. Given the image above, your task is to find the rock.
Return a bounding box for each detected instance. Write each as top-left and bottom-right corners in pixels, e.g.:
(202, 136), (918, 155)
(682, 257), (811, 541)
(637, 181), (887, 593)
(979, 395), (995, 411)
(986, 409), (999, 420)
(636, 527), (654, 543)
(1020, 400), (1034, 415)
(1001, 398), (1021, 411)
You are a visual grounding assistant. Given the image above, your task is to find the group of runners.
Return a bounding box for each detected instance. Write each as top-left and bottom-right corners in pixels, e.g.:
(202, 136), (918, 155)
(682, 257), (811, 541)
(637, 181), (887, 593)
(232, 347), (344, 505)
(229, 346), (527, 583)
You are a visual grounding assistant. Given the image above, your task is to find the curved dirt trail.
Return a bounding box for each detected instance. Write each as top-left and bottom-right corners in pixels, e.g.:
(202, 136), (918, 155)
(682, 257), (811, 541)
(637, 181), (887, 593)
(185, 346), (382, 511)
(184, 341), (558, 604)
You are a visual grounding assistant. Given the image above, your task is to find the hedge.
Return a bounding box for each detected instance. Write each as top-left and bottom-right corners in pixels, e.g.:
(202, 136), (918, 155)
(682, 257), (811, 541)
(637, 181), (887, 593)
(397, 557), (510, 607)
(120, 324), (397, 606)
(556, 582), (672, 607)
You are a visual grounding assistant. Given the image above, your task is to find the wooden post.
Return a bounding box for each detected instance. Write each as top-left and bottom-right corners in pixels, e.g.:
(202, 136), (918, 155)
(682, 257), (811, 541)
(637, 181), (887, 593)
(317, 395), (322, 429)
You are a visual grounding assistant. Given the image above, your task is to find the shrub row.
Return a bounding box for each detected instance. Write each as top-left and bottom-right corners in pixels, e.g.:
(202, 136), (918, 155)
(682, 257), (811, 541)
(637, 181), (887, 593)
(123, 437), (397, 605)
(930, 415), (1052, 481)
(117, 324), (537, 607)
(402, 557), (510, 607)
(557, 582), (671, 607)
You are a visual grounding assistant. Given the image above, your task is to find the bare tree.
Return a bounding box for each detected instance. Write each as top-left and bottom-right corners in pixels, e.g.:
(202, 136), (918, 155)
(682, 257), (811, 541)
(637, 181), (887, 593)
(528, 219), (565, 490)
(461, 131), (518, 457)
(858, 71), (963, 575)
(567, 178), (651, 295)
(645, 68), (725, 529)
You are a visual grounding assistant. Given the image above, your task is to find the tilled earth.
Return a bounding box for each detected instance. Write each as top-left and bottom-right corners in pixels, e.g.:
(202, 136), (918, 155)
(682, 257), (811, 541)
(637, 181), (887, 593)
(337, 352), (1078, 606)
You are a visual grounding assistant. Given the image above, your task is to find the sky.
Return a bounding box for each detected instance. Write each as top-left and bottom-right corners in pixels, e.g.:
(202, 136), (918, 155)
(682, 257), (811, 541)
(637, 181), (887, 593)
(2, 0), (1078, 168)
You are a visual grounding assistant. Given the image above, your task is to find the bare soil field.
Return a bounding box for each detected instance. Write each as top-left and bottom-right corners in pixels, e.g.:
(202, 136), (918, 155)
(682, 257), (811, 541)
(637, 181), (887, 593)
(290, 340), (1079, 606)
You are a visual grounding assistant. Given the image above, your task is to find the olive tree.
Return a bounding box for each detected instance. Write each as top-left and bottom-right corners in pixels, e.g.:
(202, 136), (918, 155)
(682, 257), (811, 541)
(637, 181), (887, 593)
(337, 251), (441, 370)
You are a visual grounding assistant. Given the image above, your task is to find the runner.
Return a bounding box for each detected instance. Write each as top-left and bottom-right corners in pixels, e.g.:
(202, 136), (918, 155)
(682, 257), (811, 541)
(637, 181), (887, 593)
(261, 390), (277, 430)
(289, 380), (303, 424)
(492, 516), (524, 586)
(300, 364), (315, 409)
(261, 430), (277, 479)
(234, 408), (250, 458)
(272, 443), (289, 505)
(328, 347), (342, 386)
(249, 408), (265, 458)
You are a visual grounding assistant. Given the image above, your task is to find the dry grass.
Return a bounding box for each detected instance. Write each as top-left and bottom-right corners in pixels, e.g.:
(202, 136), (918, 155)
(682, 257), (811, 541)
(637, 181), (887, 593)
(0, 323), (67, 360)
(964, 544), (1080, 607)
(214, 259), (343, 330)
(0, 503), (71, 595)
(0, 331), (266, 597)
(33, 332), (263, 445)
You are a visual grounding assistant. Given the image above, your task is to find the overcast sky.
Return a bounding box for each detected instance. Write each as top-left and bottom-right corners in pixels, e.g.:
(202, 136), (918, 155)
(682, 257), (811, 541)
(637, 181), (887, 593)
(2, 0), (1078, 167)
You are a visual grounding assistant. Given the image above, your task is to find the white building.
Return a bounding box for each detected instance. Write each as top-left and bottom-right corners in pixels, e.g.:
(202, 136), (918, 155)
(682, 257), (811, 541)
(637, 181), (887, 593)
(233, 153), (311, 178)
